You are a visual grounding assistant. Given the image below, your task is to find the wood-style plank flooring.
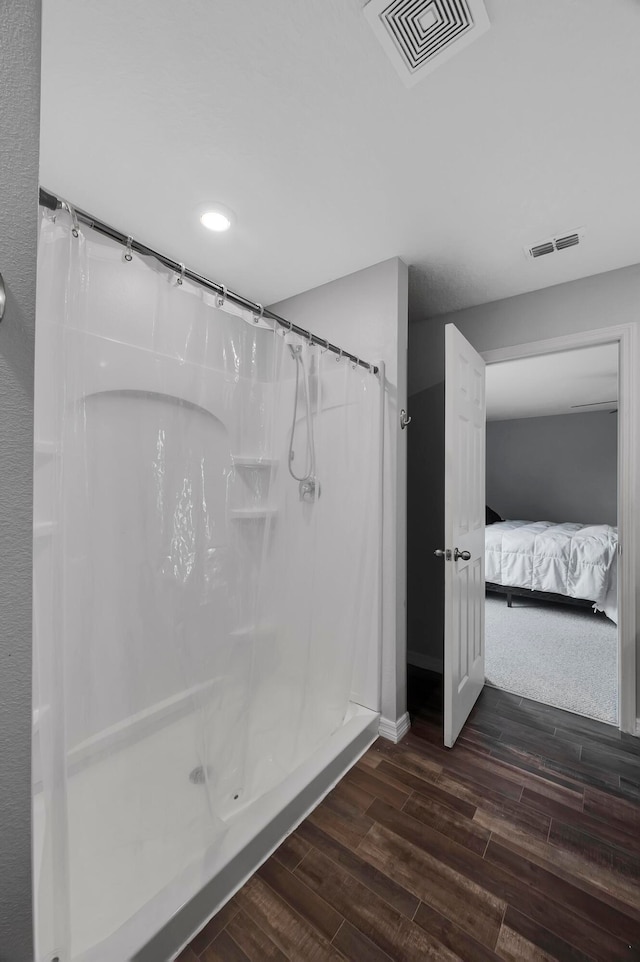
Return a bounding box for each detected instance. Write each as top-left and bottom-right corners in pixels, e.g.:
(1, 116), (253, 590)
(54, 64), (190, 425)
(179, 671), (640, 961)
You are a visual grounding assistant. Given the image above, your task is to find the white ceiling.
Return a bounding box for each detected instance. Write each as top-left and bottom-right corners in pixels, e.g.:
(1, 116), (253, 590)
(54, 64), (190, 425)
(485, 343), (618, 421)
(39, 0), (640, 320)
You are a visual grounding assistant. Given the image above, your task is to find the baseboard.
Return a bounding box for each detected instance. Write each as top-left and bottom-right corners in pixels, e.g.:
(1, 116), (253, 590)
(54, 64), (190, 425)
(379, 711), (411, 743)
(634, 719), (640, 737)
(407, 650), (443, 674)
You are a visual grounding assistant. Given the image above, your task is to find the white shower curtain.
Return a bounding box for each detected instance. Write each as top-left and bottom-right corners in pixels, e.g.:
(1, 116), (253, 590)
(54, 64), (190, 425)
(33, 207), (381, 961)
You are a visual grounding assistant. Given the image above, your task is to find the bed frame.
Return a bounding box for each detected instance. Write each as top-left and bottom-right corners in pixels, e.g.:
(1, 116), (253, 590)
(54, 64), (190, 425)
(485, 582), (594, 611)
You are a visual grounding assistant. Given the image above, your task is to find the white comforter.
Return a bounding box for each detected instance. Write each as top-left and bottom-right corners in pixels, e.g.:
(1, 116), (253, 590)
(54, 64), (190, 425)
(485, 521), (618, 624)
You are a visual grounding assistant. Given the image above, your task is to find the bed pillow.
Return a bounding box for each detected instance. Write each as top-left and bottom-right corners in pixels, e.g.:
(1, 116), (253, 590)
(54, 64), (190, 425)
(486, 505), (503, 525)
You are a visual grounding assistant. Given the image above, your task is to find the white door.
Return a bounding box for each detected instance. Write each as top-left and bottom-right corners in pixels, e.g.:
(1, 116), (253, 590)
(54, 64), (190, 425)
(442, 324), (486, 747)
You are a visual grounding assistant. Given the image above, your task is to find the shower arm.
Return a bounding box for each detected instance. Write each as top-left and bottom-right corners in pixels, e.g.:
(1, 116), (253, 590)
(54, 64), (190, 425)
(38, 187), (379, 376)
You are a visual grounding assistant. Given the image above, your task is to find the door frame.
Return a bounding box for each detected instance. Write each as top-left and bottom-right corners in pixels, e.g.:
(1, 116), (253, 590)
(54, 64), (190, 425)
(482, 324), (637, 735)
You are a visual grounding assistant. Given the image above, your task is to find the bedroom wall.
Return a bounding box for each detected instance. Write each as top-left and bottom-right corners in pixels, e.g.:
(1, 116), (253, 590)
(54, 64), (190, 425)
(486, 412), (617, 527)
(407, 262), (640, 702)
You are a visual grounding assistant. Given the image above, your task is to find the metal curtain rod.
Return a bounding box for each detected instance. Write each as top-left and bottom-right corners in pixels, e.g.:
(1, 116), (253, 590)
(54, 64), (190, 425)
(38, 188), (378, 375)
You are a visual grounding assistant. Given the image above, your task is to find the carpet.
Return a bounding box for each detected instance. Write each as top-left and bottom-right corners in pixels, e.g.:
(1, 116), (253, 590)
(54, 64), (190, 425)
(484, 594), (618, 725)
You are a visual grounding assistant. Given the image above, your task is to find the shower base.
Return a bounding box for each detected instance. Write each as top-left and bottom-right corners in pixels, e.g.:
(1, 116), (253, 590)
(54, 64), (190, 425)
(34, 701), (379, 962)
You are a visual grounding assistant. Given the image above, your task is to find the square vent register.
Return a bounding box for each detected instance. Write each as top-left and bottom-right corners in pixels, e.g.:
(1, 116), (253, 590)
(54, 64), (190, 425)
(364, 0), (490, 87)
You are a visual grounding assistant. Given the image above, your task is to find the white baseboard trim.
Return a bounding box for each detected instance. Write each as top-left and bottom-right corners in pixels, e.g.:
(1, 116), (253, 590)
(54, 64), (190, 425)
(634, 719), (640, 737)
(407, 650), (443, 673)
(379, 712), (411, 743)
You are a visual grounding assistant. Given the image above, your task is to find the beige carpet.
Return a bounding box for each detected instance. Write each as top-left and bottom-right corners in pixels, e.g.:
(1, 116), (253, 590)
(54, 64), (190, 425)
(485, 594), (617, 725)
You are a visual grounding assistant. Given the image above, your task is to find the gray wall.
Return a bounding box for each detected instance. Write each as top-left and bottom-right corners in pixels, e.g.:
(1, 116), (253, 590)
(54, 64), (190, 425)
(271, 258), (409, 727)
(486, 412), (617, 527)
(407, 263), (640, 704)
(0, 1), (40, 958)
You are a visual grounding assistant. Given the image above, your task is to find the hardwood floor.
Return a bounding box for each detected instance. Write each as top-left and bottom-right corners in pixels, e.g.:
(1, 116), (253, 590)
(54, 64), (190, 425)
(179, 672), (640, 961)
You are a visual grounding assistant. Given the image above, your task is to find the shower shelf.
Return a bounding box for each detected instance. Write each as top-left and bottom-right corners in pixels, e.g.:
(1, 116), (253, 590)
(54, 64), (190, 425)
(230, 625), (275, 639)
(34, 521), (56, 539)
(231, 457), (277, 469)
(34, 440), (57, 458)
(229, 507), (277, 520)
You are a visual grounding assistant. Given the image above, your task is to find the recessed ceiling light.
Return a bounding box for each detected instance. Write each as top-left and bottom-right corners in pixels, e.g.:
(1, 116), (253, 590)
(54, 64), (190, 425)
(200, 206), (234, 232)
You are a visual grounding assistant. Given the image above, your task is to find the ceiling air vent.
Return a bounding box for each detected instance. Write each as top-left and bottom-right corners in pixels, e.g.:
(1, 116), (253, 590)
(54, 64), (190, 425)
(530, 242), (555, 259)
(525, 228), (585, 260)
(555, 232), (580, 251)
(364, 0), (490, 88)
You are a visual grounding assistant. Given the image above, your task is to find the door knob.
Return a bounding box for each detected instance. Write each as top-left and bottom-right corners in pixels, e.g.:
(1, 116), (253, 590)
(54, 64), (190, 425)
(454, 548), (471, 561)
(434, 549), (452, 560)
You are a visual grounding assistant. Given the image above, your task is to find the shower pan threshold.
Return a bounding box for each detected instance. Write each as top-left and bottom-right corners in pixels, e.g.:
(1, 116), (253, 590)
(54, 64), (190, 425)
(74, 704), (379, 962)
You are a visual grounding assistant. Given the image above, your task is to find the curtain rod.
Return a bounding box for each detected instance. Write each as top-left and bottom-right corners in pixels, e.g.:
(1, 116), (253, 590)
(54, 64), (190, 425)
(38, 188), (378, 375)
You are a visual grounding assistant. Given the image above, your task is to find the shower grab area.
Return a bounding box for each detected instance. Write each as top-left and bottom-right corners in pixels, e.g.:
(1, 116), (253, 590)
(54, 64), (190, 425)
(33, 208), (383, 961)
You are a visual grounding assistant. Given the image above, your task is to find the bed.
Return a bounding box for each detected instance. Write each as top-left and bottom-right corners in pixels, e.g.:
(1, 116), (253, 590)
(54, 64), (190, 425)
(485, 520), (618, 624)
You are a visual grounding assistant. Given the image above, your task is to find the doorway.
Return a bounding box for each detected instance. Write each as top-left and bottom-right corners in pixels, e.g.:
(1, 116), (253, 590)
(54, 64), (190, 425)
(482, 324), (636, 736)
(405, 322), (636, 747)
(484, 343), (619, 725)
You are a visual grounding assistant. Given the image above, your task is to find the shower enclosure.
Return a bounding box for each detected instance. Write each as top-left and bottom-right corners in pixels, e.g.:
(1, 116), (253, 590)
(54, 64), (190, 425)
(32, 206), (382, 961)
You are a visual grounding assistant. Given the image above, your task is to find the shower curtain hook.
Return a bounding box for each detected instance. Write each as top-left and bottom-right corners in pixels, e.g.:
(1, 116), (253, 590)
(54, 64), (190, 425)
(307, 331), (314, 346)
(216, 285), (227, 309)
(176, 263), (185, 286)
(70, 208), (80, 238)
(62, 201), (80, 238)
(124, 237), (133, 262)
(253, 303), (264, 324)
(336, 347), (343, 363)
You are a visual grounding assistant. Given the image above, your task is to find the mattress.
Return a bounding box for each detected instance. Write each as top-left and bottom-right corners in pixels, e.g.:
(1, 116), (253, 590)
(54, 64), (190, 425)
(485, 520), (618, 624)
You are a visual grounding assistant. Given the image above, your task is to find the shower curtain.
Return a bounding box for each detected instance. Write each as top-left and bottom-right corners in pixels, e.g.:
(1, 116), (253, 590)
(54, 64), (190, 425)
(33, 207), (381, 961)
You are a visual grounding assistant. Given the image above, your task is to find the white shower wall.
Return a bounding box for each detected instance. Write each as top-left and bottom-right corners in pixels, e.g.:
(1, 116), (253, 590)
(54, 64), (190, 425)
(33, 212), (382, 961)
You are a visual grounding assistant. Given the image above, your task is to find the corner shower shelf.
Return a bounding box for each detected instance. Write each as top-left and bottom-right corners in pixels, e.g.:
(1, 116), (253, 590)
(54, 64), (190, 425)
(230, 625), (276, 640)
(34, 440), (57, 458)
(34, 521), (56, 539)
(231, 457), (277, 469)
(229, 508), (278, 521)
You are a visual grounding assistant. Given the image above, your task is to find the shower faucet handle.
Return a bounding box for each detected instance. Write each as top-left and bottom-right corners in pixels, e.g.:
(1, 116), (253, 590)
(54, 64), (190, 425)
(299, 478), (320, 502)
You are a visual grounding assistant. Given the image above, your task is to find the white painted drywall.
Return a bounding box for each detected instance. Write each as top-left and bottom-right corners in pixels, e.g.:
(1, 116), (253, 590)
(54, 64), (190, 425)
(40, 0), (640, 320)
(485, 343), (618, 420)
(410, 264), (640, 398)
(407, 262), (640, 710)
(0, 0), (40, 956)
(271, 257), (409, 729)
(486, 413), (617, 527)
